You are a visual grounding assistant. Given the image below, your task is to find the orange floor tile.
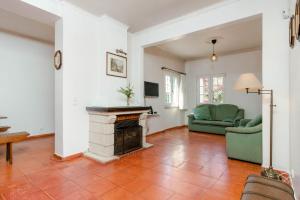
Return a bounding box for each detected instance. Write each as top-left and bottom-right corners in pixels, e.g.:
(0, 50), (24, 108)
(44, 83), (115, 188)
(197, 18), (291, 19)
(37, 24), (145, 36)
(0, 128), (261, 200)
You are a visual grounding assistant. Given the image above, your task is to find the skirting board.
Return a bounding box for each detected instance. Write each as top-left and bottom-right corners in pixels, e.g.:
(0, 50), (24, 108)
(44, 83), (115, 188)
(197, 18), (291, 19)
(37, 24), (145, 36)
(52, 152), (83, 162)
(147, 125), (187, 136)
(144, 142), (154, 148)
(27, 132), (54, 140)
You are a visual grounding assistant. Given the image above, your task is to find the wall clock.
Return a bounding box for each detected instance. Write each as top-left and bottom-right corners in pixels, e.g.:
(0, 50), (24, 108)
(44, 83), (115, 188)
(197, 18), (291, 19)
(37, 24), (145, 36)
(54, 50), (62, 70)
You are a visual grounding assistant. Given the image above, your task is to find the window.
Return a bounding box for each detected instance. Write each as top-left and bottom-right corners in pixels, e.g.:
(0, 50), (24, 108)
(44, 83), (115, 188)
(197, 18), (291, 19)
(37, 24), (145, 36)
(199, 77), (210, 103)
(165, 74), (179, 107)
(198, 75), (225, 104)
(165, 75), (172, 105)
(212, 76), (224, 104)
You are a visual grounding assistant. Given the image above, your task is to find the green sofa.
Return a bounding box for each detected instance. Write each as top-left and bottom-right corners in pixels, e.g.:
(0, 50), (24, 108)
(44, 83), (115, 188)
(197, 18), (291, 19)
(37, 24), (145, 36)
(188, 104), (244, 135)
(225, 115), (262, 164)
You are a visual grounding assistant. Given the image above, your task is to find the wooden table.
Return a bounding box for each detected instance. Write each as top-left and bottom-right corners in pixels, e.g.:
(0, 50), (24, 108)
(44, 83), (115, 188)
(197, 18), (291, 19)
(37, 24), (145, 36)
(0, 132), (29, 164)
(0, 126), (10, 132)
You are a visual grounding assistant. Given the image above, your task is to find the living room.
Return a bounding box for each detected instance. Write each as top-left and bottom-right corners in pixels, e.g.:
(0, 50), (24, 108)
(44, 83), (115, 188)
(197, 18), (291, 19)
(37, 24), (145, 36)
(0, 0), (299, 199)
(144, 15), (262, 135)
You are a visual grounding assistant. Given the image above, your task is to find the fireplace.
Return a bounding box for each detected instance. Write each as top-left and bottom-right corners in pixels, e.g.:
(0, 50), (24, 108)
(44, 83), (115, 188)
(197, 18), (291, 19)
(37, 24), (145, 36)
(114, 119), (142, 155)
(85, 106), (153, 163)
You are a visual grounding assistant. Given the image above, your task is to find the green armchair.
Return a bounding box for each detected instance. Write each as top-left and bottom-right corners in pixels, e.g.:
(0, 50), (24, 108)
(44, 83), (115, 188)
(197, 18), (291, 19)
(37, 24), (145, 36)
(225, 116), (262, 164)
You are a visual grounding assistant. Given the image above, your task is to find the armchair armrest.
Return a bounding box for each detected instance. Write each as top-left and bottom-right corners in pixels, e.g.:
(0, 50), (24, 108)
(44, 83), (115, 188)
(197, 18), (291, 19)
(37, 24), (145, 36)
(187, 114), (195, 124)
(225, 124), (262, 134)
(187, 114), (195, 119)
(239, 119), (252, 127)
(233, 109), (244, 126)
(233, 116), (243, 127)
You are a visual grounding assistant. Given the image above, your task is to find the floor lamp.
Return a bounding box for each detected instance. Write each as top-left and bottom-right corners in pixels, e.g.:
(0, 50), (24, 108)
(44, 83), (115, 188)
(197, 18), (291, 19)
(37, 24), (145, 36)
(234, 73), (281, 180)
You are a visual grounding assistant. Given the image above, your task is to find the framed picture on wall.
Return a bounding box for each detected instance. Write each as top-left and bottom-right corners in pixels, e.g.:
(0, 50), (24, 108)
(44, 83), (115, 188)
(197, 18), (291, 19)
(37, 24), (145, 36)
(106, 52), (127, 78)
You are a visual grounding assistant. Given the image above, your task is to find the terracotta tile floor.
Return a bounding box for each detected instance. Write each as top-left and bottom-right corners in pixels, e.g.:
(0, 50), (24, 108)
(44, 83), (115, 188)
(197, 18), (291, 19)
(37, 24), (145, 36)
(0, 128), (261, 200)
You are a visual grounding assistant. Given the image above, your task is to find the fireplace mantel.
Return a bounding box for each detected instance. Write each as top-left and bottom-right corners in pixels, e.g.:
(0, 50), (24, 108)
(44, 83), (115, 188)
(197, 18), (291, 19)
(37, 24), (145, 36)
(85, 106), (153, 163)
(86, 106), (151, 113)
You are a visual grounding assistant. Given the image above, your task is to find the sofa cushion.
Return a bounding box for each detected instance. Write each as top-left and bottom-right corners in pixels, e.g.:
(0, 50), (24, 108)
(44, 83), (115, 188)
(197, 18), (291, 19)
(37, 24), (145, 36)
(195, 104), (216, 119)
(246, 115), (262, 127)
(215, 104), (239, 121)
(194, 106), (211, 120)
(193, 120), (234, 127)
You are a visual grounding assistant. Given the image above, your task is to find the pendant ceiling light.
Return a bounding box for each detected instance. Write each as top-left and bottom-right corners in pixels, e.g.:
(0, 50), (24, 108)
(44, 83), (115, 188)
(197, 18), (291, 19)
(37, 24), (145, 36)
(211, 39), (218, 62)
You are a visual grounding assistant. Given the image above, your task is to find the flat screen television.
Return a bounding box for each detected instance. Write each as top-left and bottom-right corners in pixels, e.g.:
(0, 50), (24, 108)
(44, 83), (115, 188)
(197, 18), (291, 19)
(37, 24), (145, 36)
(144, 81), (159, 97)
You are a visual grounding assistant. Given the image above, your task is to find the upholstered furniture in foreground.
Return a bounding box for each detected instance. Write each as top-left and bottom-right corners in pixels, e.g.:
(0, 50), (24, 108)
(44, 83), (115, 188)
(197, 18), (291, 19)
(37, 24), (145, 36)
(225, 115), (262, 164)
(188, 104), (244, 134)
(241, 174), (295, 200)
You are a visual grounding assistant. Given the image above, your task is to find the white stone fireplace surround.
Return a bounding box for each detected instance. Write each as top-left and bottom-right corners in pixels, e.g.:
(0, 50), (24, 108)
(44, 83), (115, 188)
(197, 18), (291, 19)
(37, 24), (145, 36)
(85, 107), (153, 163)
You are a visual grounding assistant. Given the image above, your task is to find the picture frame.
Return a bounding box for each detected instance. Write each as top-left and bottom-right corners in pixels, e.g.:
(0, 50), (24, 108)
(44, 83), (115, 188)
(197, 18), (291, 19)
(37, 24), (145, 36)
(289, 15), (295, 48)
(106, 52), (127, 78)
(54, 50), (62, 70)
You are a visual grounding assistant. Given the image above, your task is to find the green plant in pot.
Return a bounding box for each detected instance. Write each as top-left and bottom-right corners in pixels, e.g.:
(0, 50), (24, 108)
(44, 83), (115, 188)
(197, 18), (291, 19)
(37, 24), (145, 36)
(118, 83), (134, 106)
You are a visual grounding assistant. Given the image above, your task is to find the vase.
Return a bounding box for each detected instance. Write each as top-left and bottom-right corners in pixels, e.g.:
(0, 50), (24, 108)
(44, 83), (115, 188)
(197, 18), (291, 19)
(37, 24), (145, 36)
(127, 98), (130, 106)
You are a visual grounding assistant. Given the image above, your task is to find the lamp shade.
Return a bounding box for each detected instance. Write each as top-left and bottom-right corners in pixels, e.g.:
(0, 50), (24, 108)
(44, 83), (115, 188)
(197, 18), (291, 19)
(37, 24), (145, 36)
(234, 73), (262, 92)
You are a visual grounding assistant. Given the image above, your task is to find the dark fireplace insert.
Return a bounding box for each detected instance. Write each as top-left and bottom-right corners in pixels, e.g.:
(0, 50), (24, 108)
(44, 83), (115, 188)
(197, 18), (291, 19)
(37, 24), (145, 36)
(114, 115), (142, 155)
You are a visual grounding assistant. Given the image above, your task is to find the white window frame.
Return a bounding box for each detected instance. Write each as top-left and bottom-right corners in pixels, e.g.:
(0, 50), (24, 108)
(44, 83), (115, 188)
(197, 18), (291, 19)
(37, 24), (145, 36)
(198, 75), (210, 104)
(164, 73), (180, 108)
(197, 74), (225, 104)
(211, 74), (225, 104)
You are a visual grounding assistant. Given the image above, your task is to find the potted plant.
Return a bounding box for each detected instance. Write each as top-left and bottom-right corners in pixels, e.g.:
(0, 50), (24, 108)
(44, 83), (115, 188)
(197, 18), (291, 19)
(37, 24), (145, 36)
(118, 83), (134, 106)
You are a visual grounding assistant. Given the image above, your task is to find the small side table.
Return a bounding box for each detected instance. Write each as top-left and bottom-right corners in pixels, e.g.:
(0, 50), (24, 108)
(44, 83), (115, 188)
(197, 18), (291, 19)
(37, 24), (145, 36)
(146, 113), (160, 134)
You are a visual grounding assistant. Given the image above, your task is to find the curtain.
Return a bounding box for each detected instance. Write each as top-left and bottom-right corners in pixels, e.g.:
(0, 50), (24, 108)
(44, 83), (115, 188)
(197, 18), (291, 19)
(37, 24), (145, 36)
(179, 74), (187, 110)
(162, 68), (187, 109)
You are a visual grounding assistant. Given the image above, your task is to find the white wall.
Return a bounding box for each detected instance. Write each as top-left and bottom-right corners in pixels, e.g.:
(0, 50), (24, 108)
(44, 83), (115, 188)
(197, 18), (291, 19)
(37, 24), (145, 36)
(261, 0), (290, 172)
(93, 16), (129, 106)
(289, 0), (300, 198)
(54, 19), (63, 155)
(144, 47), (185, 134)
(290, 39), (300, 199)
(19, 1), (130, 157)
(185, 50), (262, 119)
(53, 2), (130, 157)
(0, 31), (54, 135)
(53, 2), (98, 157)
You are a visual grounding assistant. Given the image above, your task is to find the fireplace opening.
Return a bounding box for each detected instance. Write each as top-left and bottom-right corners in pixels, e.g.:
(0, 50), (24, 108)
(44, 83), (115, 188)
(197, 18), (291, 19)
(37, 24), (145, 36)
(114, 116), (142, 155)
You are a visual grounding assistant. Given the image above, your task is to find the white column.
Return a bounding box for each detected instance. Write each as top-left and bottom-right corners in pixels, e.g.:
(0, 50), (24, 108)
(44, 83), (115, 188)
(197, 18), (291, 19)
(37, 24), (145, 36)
(54, 19), (64, 157)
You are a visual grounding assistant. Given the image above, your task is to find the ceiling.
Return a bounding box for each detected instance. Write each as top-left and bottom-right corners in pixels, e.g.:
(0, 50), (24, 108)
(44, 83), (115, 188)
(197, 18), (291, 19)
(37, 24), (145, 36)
(0, 8), (54, 43)
(0, 0), (57, 44)
(147, 16), (262, 61)
(0, 0), (59, 27)
(65, 0), (225, 32)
